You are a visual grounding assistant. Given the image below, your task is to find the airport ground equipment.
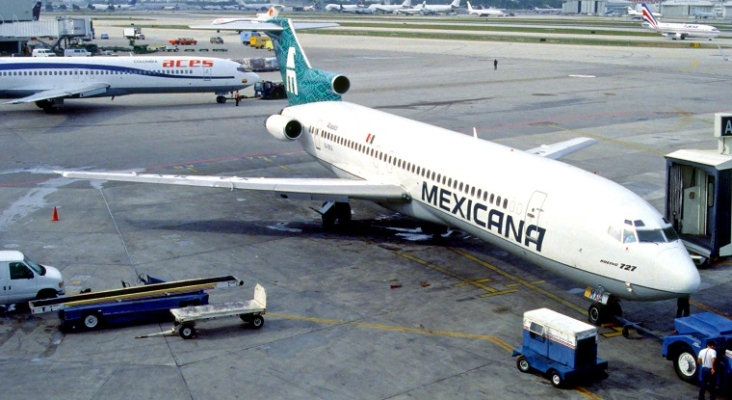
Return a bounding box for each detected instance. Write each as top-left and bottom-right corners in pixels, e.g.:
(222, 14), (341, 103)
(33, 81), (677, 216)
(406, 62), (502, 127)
(249, 35), (271, 49)
(512, 308), (608, 388)
(254, 81), (286, 99)
(29, 274), (242, 317)
(169, 38), (197, 45)
(665, 112), (732, 265)
(240, 31), (261, 44)
(662, 312), (732, 390)
(0, 250), (64, 306)
(170, 284), (266, 339)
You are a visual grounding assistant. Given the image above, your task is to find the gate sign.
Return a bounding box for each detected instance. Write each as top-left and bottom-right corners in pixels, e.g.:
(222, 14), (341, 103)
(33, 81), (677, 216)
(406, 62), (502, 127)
(715, 113), (732, 137)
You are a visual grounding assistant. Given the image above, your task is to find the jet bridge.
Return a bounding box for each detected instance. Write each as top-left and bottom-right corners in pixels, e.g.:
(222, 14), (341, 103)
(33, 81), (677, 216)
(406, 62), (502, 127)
(0, 17), (94, 55)
(665, 113), (732, 264)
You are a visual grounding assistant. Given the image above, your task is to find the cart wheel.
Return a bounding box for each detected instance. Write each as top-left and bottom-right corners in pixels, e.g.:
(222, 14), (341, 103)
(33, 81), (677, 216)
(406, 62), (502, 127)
(516, 356), (531, 373)
(549, 370), (563, 388)
(250, 315), (264, 330)
(83, 313), (102, 330)
(179, 324), (196, 339)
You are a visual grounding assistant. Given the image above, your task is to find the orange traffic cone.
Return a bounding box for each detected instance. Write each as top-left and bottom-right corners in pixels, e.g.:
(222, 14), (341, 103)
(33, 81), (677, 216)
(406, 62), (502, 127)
(51, 206), (59, 222)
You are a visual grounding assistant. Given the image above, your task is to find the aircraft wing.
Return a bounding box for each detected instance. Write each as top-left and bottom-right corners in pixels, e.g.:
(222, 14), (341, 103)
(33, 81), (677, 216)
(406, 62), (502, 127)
(57, 170), (410, 202)
(189, 21), (338, 31)
(3, 82), (110, 104)
(525, 137), (597, 160)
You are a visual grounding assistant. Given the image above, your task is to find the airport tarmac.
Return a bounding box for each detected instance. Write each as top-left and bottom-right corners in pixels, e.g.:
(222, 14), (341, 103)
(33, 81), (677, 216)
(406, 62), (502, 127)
(1, 15), (732, 400)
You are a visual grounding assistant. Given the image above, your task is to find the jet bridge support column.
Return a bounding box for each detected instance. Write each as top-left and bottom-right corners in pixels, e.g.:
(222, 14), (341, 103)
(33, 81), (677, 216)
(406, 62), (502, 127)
(664, 113), (732, 265)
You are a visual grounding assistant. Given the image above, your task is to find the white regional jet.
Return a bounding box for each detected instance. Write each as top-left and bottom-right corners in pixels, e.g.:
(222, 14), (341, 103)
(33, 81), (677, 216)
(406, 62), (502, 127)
(419, 0), (461, 15)
(641, 3), (720, 40)
(89, 0), (137, 10)
(0, 56), (259, 112)
(210, 5), (283, 26)
(369, 0), (412, 14)
(467, 1), (505, 16)
(58, 18), (701, 325)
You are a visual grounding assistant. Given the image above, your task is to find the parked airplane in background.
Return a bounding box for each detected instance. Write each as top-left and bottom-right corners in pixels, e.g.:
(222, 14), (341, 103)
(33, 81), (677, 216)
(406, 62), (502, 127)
(0, 56), (258, 111)
(210, 5), (282, 26)
(89, 0), (136, 10)
(325, 0), (373, 13)
(58, 18), (700, 325)
(627, 5), (659, 19)
(395, 2), (425, 14)
(369, 0), (412, 13)
(419, 0), (461, 15)
(717, 44), (730, 61)
(238, 1), (278, 11)
(467, 1), (505, 16)
(693, 8), (718, 19)
(641, 3), (720, 40)
(533, 6), (561, 14)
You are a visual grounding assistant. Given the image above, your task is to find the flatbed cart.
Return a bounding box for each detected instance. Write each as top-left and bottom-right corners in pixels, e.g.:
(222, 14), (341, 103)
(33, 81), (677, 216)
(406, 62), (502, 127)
(170, 283), (266, 339)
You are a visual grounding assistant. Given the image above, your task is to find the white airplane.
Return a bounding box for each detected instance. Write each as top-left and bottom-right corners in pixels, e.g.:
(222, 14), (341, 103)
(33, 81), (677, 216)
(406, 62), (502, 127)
(641, 3), (720, 40)
(211, 5), (283, 26)
(717, 44), (730, 61)
(368, 0), (412, 14)
(467, 1), (505, 17)
(533, 6), (561, 14)
(0, 56), (259, 112)
(395, 2), (425, 14)
(325, 1), (374, 13)
(693, 8), (718, 19)
(89, 0), (136, 10)
(57, 18), (701, 325)
(627, 5), (659, 19)
(419, 0), (461, 15)
(238, 1), (280, 12)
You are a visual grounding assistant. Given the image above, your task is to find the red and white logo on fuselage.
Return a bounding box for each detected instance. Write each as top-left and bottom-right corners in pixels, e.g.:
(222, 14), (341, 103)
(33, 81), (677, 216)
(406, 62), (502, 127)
(162, 59), (214, 68)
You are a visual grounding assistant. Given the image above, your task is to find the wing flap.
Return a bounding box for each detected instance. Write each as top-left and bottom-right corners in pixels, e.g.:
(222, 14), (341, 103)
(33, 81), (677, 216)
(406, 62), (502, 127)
(4, 82), (110, 104)
(57, 171), (409, 203)
(525, 137), (597, 160)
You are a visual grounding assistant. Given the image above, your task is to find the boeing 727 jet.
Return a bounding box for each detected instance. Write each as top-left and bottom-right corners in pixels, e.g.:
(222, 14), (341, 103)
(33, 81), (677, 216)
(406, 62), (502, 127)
(0, 56), (259, 112)
(58, 18), (700, 325)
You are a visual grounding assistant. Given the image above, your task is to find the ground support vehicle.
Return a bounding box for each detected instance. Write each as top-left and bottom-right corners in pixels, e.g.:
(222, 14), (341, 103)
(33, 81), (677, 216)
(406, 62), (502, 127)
(250, 35), (271, 49)
(30, 275), (242, 330)
(254, 81), (286, 99)
(240, 31), (261, 45)
(170, 284), (266, 339)
(663, 312), (732, 390)
(0, 251), (64, 306)
(512, 308), (608, 388)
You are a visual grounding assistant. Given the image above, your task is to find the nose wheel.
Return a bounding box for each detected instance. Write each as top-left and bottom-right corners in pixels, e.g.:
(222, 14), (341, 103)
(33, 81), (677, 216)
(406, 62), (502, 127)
(588, 301), (621, 326)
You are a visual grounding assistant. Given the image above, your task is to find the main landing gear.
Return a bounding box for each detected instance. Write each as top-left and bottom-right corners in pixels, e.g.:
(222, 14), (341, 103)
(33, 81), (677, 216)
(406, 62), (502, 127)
(35, 98), (63, 113)
(318, 201), (352, 228)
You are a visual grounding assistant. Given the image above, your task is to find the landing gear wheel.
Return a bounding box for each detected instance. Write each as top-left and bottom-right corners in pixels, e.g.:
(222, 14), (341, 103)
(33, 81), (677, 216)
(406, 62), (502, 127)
(549, 370), (564, 388)
(250, 315), (264, 329)
(321, 202), (351, 228)
(516, 356), (531, 373)
(179, 324), (196, 339)
(83, 313), (102, 330)
(673, 345), (699, 383)
(588, 304), (604, 325)
(216, 95), (226, 104)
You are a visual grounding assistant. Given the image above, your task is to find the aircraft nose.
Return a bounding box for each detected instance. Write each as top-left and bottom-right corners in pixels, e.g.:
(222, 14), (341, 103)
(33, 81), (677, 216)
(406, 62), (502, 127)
(655, 247), (700, 295)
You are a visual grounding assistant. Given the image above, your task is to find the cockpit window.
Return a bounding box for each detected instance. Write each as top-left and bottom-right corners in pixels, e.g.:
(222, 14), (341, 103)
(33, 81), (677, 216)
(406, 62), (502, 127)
(663, 227), (680, 242)
(610, 219), (681, 244)
(636, 229), (665, 243)
(236, 67), (249, 73)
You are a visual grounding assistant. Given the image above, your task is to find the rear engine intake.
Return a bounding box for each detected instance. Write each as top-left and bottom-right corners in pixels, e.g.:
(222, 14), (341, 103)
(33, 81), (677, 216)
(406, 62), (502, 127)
(265, 114), (303, 141)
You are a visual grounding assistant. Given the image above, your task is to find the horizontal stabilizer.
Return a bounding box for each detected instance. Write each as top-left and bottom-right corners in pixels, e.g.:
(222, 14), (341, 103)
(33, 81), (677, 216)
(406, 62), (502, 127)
(525, 137), (597, 160)
(57, 170), (410, 203)
(189, 21), (338, 32)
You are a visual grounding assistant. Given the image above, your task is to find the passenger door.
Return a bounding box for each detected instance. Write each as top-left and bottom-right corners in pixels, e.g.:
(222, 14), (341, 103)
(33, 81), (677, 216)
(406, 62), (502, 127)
(0, 263), (8, 305)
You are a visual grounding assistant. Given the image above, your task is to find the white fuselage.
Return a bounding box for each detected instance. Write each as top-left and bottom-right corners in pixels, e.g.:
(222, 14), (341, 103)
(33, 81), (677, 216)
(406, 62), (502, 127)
(0, 56), (258, 100)
(469, 7), (505, 16)
(648, 21), (720, 39)
(279, 101), (700, 302)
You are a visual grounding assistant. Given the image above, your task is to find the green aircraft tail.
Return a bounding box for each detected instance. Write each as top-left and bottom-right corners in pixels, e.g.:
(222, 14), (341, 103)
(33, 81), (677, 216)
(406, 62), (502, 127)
(266, 18), (350, 106)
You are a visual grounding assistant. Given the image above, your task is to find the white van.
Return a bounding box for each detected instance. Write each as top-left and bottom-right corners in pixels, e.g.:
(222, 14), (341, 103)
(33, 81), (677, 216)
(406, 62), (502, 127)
(32, 48), (56, 57)
(64, 48), (91, 57)
(0, 251), (64, 306)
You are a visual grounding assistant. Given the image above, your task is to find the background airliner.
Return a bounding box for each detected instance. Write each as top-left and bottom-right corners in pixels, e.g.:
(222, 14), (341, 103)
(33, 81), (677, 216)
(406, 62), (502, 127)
(89, 0), (136, 10)
(627, 5), (659, 19)
(467, 1), (505, 16)
(419, 0), (461, 15)
(0, 56), (258, 111)
(210, 5), (283, 26)
(369, 0), (412, 13)
(59, 18), (700, 325)
(641, 3), (720, 40)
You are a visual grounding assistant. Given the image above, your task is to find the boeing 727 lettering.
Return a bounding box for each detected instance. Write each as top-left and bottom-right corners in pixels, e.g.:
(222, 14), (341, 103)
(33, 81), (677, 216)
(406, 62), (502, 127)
(0, 56), (259, 112)
(58, 18), (700, 325)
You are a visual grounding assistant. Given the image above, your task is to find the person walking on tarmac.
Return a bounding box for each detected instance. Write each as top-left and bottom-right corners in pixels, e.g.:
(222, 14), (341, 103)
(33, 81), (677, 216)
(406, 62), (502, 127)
(234, 90), (240, 106)
(494, 59), (498, 70)
(698, 341), (717, 400)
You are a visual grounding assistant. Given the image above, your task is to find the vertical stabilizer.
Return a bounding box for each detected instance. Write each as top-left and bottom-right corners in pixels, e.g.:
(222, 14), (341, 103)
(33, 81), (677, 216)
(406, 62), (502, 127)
(266, 18), (350, 106)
